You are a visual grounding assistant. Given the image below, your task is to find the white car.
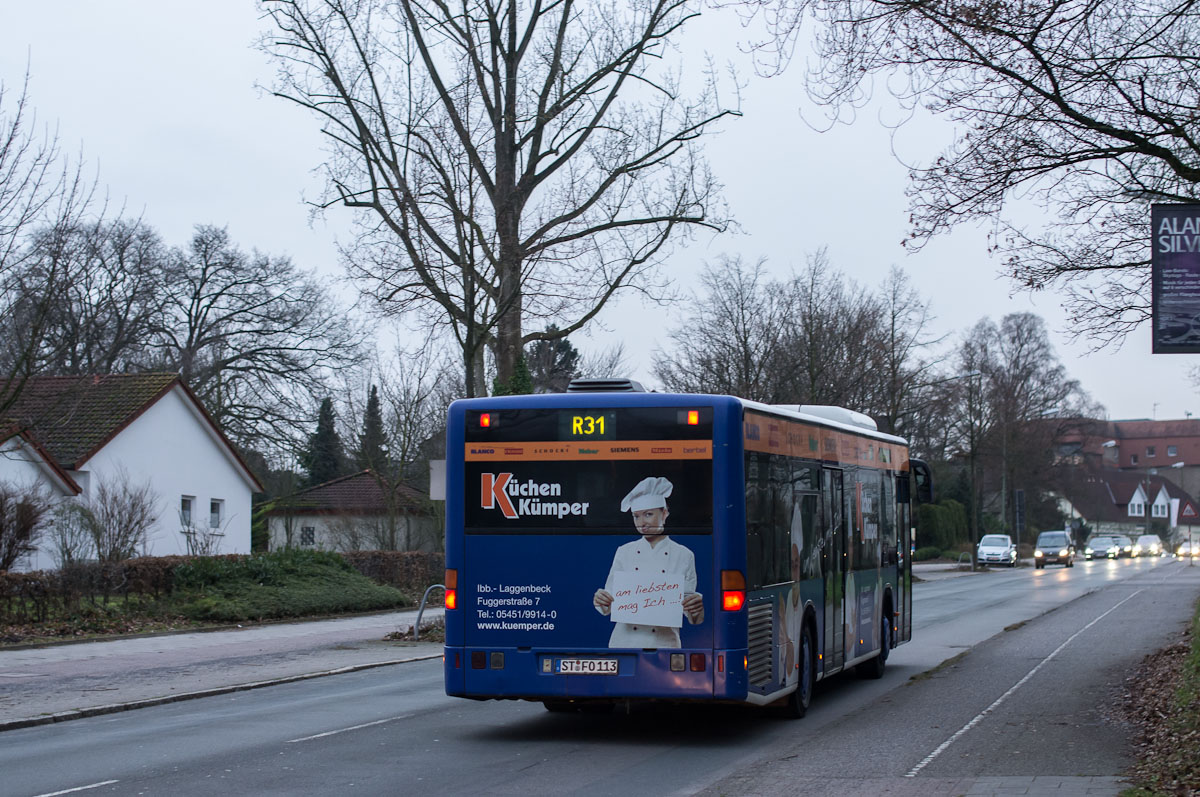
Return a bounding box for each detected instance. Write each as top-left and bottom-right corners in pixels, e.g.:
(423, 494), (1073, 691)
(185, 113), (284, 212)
(977, 534), (1017, 567)
(1134, 534), (1163, 557)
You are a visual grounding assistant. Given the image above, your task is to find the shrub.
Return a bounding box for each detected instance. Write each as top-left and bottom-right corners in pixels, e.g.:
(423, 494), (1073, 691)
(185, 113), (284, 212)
(342, 551), (444, 594)
(914, 546), (942, 561)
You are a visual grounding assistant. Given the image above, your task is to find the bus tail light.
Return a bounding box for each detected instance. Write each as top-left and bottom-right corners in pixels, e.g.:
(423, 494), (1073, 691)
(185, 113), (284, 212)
(445, 568), (458, 610)
(690, 653), (706, 672)
(721, 570), (746, 611)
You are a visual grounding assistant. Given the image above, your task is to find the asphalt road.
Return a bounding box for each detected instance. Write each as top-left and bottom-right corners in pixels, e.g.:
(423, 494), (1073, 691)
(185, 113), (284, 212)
(3, 556), (1197, 797)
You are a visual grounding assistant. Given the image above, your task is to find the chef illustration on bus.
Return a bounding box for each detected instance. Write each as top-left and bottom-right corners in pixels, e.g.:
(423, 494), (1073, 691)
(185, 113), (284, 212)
(592, 476), (705, 647)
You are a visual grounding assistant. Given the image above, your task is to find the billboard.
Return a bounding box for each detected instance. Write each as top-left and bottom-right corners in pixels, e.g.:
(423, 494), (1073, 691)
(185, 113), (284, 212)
(1152, 203), (1200, 353)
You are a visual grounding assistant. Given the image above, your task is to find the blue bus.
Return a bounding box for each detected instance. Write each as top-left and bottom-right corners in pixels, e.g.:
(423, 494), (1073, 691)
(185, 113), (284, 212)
(443, 380), (930, 717)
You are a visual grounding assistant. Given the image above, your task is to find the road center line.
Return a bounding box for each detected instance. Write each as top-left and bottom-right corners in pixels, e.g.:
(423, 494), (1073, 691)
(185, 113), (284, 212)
(33, 780), (120, 797)
(287, 714), (414, 743)
(905, 589), (1143, 778)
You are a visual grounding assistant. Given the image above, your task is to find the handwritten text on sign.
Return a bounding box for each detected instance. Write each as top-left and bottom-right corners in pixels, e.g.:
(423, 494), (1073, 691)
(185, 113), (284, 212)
(609, 571), (684, 627)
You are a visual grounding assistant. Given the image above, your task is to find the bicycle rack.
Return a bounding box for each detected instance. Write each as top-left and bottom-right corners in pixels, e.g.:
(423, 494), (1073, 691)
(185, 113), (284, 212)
(413, 583), (445, 642)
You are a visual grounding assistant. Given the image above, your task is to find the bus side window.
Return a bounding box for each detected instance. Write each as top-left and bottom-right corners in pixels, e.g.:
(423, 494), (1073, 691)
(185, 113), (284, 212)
(746, 452), (770, 589)
(746, 451), (791, 589)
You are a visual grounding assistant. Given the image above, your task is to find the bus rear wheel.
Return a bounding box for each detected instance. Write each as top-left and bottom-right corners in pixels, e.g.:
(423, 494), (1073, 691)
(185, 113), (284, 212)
(777, 623), (815, 719)
(858, 612), (891, 680)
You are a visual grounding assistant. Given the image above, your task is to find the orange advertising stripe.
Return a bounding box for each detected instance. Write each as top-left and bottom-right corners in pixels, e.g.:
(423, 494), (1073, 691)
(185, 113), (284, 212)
(742, 411), (905, 470)
(464, 440), (712, 461)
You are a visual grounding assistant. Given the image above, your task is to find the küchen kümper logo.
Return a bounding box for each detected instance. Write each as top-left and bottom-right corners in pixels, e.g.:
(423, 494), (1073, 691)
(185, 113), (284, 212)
(480, 473), (592, 519)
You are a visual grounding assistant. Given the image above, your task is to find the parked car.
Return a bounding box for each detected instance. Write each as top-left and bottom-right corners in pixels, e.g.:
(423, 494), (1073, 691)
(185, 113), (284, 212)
(977, 534), (1018, 567)
(1085, 536), (1122, 560)
(1113, 534), (1134, 557)
(1134, 534), (1164, 557)
(1034, 531), (1075, 568)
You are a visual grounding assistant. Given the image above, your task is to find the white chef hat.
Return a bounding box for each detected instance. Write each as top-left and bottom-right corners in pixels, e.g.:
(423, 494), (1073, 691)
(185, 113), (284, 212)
(621, 476), (673, 512)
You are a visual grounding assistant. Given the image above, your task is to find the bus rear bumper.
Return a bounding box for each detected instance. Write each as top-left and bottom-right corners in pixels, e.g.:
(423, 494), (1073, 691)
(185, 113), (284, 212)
(444, 646), (749, 701)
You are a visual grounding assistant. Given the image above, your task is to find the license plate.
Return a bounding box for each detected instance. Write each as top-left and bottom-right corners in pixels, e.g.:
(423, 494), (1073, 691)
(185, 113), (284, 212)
(557, 658), (617, 675)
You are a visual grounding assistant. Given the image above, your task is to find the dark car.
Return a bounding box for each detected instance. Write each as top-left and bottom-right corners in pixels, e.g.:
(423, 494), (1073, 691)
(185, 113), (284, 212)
(1085, 536), (1121, 560)
(1034, 531), (1075, 568)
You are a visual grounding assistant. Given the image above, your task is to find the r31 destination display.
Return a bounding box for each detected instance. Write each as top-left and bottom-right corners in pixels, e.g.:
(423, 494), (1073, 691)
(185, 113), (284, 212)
(465, 407), (712, 443)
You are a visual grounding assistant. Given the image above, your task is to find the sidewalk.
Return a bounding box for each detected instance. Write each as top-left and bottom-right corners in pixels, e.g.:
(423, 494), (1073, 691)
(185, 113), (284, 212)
(912, 560), (985, 580)
(0, 607), (444, 731)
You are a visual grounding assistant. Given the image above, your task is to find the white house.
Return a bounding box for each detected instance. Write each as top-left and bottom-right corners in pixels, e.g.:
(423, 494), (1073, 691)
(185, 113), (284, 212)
(0, 373), (263, 570)
(265, 470), (439, 553)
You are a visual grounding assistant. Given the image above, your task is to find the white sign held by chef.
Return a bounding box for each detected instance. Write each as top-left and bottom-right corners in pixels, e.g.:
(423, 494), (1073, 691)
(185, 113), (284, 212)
(608, 571), (684, 627)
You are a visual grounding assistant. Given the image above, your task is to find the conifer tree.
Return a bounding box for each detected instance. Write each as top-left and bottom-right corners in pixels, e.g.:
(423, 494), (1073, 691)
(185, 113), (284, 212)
(356, 385), (389, 472)
(301, 397), (347, 486)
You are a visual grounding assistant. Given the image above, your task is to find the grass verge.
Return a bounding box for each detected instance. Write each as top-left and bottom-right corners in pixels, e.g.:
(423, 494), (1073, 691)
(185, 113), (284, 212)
(1122, 598), (1200, 795)
(1, 549), (412, 645)
(168, 549), (410, 622)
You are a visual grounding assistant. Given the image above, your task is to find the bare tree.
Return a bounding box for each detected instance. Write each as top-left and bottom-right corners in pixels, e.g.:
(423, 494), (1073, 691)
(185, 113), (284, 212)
(49, 499), (96, 567)
(5, 222), (366, 459)
(868, 267), (943, 436)
(261, 0), (738, 395)
(946, 314), (1099, 542)
(151, 225), (367, 454)
(777, 249), (884, 409)
(179, 505), (230, 556)
(654, 251), (936, 415)
(576, 341), (630, 381)
(752, 0), (1200, 342)
(331, 338), (452, 549)
(0, 480), (52, 571)
(0, 76), (96, 421)
(654, 255), (792, 400)
(71, 468), (160, 562)
(7, 218), (168, 376)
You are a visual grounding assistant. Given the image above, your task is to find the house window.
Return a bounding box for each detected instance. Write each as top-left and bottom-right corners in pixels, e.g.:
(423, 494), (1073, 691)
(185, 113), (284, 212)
(209, 499), (224, 529)
(1131, 454), (1139, 465)
(1147, 446), (1156, 458)
(1153, 503), (1167, 518)
(1129, 502), (1143, 517)
(300, 526), (316, 546)
(1169, 445), (1178, 457)
(181, 496), (195, 527)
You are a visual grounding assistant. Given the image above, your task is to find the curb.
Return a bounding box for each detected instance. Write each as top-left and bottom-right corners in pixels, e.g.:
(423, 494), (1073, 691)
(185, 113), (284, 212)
(0, 651), (443, 733)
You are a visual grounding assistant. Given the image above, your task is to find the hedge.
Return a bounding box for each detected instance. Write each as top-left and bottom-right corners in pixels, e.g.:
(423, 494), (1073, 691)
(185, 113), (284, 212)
(0, 549), (445, 625)
(915, 499), (970, 551)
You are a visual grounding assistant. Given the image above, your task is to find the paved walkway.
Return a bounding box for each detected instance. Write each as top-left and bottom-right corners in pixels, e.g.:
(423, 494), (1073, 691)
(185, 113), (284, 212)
(0, 607), (443, 730)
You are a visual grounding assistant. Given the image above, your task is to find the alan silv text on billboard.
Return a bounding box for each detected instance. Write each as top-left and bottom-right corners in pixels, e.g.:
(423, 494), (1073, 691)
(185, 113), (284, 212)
(1153, 203), (1200, 353)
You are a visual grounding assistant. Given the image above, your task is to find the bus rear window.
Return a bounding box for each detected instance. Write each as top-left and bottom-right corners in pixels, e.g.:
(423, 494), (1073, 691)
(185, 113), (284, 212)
(463, 407), (713, 534)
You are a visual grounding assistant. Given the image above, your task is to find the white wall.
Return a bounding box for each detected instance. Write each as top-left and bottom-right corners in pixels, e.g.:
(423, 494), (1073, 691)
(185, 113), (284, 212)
(1, 437), (76, 571)
(75, 386), (254, 558)
(267, 513), (439, 553)
(0, 438), (52, 490)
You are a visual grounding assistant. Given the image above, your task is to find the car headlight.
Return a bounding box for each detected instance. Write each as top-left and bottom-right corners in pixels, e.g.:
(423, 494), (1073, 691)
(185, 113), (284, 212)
(1035, 549), (1044, 557)
(1059, 549), (1069, 557)
(1085, 547), (1093, 554)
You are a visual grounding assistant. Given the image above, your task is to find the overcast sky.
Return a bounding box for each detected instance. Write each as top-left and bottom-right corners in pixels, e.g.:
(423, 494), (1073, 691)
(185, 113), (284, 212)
(2, 2), (1195, 422)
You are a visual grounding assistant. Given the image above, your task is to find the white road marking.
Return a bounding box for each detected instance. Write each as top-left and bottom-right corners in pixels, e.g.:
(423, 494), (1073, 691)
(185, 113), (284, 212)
(33, 780), (119, 796)
(905, 589), (1143, 778)
(287, 714), (414, 743)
